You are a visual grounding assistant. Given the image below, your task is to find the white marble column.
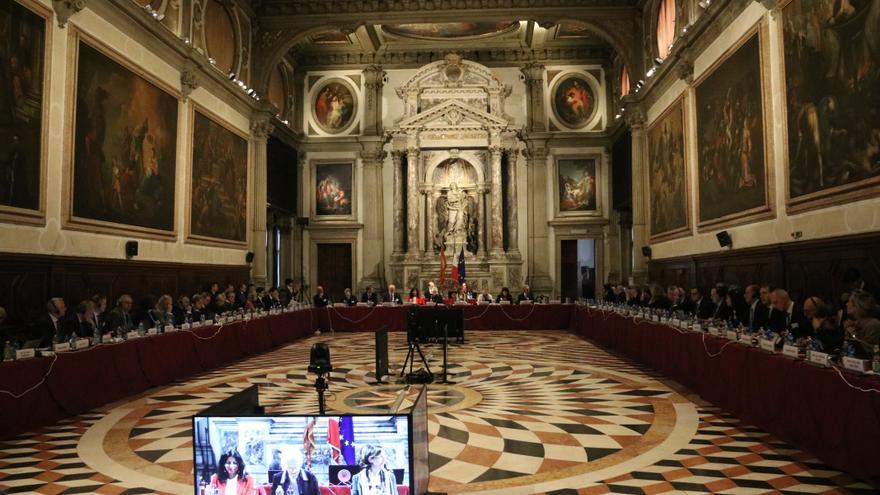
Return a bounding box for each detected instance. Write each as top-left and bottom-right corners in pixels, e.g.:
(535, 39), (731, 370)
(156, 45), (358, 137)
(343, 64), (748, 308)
(391, 151), (405, 256)
(505, 148), (520, 255)
(250, 116), (272, 286)
(424, 189), (434, 256)
(477, 187), (488, 260)
(489, 144), (504, 257)
(524, 143), (553, 292)
(359, 146), (386, 288)
(520, 62), (547, 132)
(628, 106), (649, 284)
(406, 147), (421, 257)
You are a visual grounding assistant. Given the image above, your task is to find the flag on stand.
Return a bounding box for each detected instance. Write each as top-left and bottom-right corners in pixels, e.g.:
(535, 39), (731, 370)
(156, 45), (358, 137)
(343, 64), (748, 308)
(439, 247), (447, 286)
(339, 416), (356, 465)
(327, 418), (341, 464)
(457, 247), (466, 284)
(302, 417), (316, 467)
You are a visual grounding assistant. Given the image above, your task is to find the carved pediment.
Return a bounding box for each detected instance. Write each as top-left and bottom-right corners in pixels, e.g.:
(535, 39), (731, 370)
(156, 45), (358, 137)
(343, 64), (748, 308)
(397, 99), (509, 131)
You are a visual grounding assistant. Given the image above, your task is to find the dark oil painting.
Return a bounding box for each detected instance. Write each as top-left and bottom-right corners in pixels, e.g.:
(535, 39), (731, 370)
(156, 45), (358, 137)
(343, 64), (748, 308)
(557, 158), (597, 213)
(782, 0), (880, 202)
(73, 41), (178, 231)
(315, 163), (352, 216)
(552, 75), (596, 128)
(695, 32), (767, 224)
(190, 110), (248, 242)
(313, 79), (356, 134)
(648, 100), (689, 238)
(0, 0), (45, 212)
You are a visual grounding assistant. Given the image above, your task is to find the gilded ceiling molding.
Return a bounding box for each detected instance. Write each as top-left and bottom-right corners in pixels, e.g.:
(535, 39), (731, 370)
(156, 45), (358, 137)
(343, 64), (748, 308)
(257, 0), (630, 15)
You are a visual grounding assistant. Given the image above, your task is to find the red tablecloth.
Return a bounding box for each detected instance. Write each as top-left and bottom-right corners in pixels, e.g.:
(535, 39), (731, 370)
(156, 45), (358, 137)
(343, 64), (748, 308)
(573, 308), (880, 485)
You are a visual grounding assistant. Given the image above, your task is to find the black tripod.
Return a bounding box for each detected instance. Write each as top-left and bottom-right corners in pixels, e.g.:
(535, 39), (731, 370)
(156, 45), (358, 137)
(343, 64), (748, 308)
(314, 374), (329, 415)
(400, 337), (433, 383)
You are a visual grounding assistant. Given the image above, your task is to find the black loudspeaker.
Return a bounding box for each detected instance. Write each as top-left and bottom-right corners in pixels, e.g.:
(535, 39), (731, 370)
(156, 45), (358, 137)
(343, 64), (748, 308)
(295, 217), (310, 226)
(125, 240), (138, 257)
(716, 230), (732, 248)
(641, 246), (652, 258)
(245, 251), (255, 263)
(307, 343), (333, 374)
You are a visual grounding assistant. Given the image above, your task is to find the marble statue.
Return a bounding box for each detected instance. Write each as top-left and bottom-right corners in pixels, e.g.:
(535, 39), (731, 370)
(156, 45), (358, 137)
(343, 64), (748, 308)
(435, 182), (478, 254)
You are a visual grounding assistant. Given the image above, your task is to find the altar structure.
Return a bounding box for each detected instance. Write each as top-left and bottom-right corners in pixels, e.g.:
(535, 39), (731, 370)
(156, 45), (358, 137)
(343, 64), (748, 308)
(387, 55), (523, 294)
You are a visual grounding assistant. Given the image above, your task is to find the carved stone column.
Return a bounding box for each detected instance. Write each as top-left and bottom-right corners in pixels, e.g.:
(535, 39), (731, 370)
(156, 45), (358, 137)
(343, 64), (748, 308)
(362, 65), (385, 136)
(424, 188), (434, 256)
(523, 142), (553, 293)
(505, 148), (520, 255)
(520, 62), (547, 132)
(627, 106), (649, 284)
(477, 186), (488, 260)
(250, 115), (273, 286)
(391, 150), (405, 256)
(359, 145), (386, 288)
(405, 146), (421, 257)
(489, 144), (505, 257)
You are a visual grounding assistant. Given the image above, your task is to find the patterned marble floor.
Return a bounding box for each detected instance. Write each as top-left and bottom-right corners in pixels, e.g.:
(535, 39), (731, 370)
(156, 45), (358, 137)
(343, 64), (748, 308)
(0, 330), (876, 495)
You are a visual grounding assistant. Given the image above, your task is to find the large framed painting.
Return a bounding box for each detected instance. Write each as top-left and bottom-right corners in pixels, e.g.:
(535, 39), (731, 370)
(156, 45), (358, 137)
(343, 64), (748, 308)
(550, 73), (598, 129)
(780, 0), (880, 213)
(647, 97), (690, 241)
(0, 0), (50, 224)
(311, 161), (355, 220)
(311, 78), (357, 135)
(694, 26), (772, 230)
(67, 34), (179, 237)
(554, 155), (601, 218)
(187, 106), (249, 247)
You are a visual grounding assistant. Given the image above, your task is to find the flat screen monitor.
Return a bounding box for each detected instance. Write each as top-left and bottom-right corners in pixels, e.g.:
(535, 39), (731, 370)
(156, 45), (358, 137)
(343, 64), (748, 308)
(192, 415), (414, 494)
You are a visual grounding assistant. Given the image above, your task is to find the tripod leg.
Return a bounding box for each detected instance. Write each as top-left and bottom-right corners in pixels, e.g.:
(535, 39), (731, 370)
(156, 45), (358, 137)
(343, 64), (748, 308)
(400, 342), (415, 377)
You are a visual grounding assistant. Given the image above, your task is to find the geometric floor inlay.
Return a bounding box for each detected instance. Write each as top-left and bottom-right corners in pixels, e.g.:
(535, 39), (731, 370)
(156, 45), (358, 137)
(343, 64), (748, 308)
(0, 330), (876, 494)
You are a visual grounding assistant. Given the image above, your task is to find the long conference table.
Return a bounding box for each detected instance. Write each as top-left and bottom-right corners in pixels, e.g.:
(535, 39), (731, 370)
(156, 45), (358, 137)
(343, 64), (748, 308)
(1, 305), (878, 484)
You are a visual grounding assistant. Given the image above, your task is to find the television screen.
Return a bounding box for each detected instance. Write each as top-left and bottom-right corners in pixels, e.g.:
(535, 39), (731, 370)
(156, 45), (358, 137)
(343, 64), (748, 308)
(192, 415), (413, 495)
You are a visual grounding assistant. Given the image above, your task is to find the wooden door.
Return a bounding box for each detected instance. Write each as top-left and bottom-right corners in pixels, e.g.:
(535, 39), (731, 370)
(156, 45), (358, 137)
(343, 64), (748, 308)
(316, 243), (352, 302)
(560, 240), (578, 302)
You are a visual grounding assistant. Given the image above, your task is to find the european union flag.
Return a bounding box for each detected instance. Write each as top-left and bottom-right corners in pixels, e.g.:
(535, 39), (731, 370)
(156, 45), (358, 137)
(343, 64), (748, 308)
(339, 416), (356, 465)
(457, 247), (466, 284)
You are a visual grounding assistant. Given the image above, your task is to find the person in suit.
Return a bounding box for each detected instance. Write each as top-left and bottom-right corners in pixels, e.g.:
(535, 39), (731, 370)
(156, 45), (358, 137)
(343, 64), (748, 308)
(459, 282), (475, 302)
(709, 285), (731, 321)
(342, 288), (358, 306)
(516, 285), (535, 304)
(190, 294), (206, 322)
(725, 287), (749, 327)
(497, 287), (514, 303)
(208, 450), (256, 495)
(759, 285), (777, 329)
(361, 286), (379, 305)
(351, 445), (397, 495)
(264, 287), (283, 309)
(105, 295), (134, 335)
(279, 278), (293, 306)
(234, 283), (248, 308)
(843, 289), (880, 348)
(148, 295), (175, 328)
(270, 449), (319, 495)
(477, 287), (493, 303)
(810, 299), (843, 353)
(770, 288), (811, 338)
(743, 284), (766, 331)
(67, 300), (96, 340)
(689, 287), (714, 320)
(427, 285), (444, 304)
(648, 284), (671, 311)
(313, 286), (330, 307)
(91, 294), (107, 336)
(387, 284), (403, 304)
(31, 297), (66, 347)
(173, 296), (192, 325)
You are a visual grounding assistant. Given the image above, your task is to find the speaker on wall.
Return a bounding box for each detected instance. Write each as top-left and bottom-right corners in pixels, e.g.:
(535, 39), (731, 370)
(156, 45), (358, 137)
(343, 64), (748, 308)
(716, 231), (732, 248)
(641, 246), (652, 258)
(125, 240), (138, 258)
(245, 251), (255, 263)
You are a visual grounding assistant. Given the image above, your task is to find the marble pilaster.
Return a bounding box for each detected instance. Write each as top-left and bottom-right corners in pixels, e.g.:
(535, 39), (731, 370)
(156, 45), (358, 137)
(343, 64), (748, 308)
(391, 151), (405, 256)
(359, 145), (386, 289)
(627, 106), (648, 284)
(406, 146), (421, 257)
(489, 144), (504, 257)
(249, 115), (272, 286)
(505, 148), (520, 255)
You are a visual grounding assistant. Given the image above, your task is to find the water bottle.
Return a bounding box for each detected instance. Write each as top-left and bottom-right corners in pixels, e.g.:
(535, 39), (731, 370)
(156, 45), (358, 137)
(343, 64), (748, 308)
(93, 324), (101, 345)
(3, 341), (12, 361)
(138, 321), (145, 336)
(872, 345), (880, 373)
(200, 314), (206, 324)
(155, 321), (162, 334)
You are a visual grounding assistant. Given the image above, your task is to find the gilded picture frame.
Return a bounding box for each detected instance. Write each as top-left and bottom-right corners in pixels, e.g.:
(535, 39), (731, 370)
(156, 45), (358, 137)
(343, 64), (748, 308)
(647, 96), (691, 242)
(310, 159), (357, 223)
(552, 153), (603, 220)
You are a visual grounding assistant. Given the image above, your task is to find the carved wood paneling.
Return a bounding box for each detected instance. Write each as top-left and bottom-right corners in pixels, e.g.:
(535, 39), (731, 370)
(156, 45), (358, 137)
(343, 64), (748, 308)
(0, 253), (248, 325)
(648, 232), (880, 305)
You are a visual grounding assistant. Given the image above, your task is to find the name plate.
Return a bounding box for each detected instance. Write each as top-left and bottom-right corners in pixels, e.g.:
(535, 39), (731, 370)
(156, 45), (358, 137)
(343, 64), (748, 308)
(708, 326), (720, 336)
(725, 330), (739, 341)
(652, 315), (660, 322)
(102, 334), (114, 344)
(549, 299), (561, 305)
(809, 351), (831, 367)
(15, 348), (35, 360)
(127, 331), (140, 340)
(671, 318), (680, 327)
(759, 338), (776, 352)
(147, 328), (158, 336)
(164, 325), (175, 332)
(520, 300), (533, 305)
(191, 321), (201, 328)
(660, 317), (669, 324)
(74, 338), (90, 350)
(782, 344), (801, 359)
(243, 313), (252, 320)
(454, 301), (469, 306)
(693, 323), (702, 332)
(738, 333), (754, 345)
(843, 356), (870, 373)
(205, 319), (214, 326)
(477, 301), (490, 305)
(53, 342), (71, 353)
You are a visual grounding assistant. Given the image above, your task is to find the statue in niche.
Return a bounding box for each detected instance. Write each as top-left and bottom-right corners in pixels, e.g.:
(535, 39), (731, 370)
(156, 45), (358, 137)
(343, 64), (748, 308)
(435, 182), (478, 254)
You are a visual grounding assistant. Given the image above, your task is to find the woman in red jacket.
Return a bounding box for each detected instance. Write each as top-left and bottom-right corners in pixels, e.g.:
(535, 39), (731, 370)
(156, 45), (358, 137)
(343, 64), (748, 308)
(208, 450), (256, 495)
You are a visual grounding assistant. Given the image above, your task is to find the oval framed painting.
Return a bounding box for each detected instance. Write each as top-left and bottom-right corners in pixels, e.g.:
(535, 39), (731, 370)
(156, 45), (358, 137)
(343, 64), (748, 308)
(311, 78), (358, 134)
(551, 73), (598, 129)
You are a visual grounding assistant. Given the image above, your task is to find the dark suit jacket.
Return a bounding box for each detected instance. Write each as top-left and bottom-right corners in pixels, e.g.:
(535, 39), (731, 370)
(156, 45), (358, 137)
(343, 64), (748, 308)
(429, 293), (444, 304)
(343, 294), (358, 306)
(105, 308), (133, 334)
(387, 292), (403, 304)
(649, 296), (672, 311)
(516, 292), (534, 304)
(30, 314), (61, 347)
(693, 298), (715, 320)
(671, 298), (694, 314)
(711, 302), (732, 322)
(66, 317), (94, 340)
(361, 292), (379, 304)
(270, 470), (319, 495)
(313, 294), (330, 307)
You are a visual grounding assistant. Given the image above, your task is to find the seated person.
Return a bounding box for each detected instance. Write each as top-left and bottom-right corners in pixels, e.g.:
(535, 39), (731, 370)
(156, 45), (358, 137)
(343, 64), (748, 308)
(637, 287), (651, 307)
(263, 287), (283, 309)
(743, 284), (766, 331)
(148, 295), (175, 328)
(725, 288), (749, 327)
(270, 449), (319, 495)
(105, 295), (134, 334)
(516, 285), (535, 304)
(689, 287), (714, 320)
(173, 295), (192, 325)
(407, 288), (425, 305)
(386, 284), (403, 304)
(843, 289), (880, 349)
(31, 297), (66, 347)
(459, 282), (476, 301)
(497, 287), (513, 303)
(212, 293), (234, 316)
(477, 287), (493, 303)
(770, 288), (811, 338)
(342, 288), (358, 306)
(67, 300), (96, 340)
(709, 285), (731, 321)
(648, 284), (672, 311)
(810, 299), (843, 354)
(426, 286), (444, 304)
(313, 286), (330, 307)
(351, 445), (397, 495)
(91, 294), (108, 335)
(190, 294), (207, 323)
(361, 286), (379, 305)
(254, 288), (267, 310)
(208, 450), (255, 495)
